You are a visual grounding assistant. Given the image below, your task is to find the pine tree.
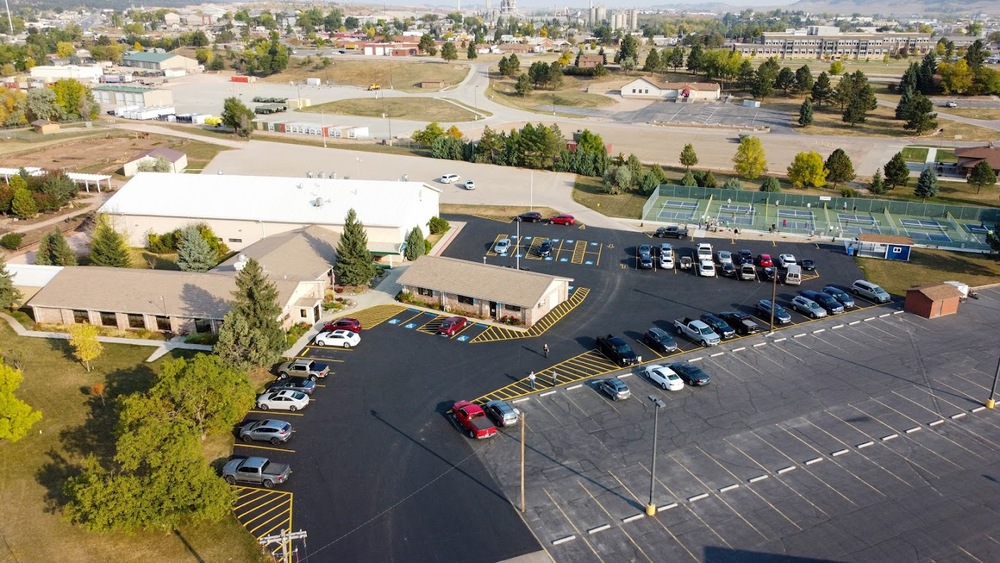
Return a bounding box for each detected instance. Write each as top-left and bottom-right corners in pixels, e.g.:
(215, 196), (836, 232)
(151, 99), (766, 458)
(903, 93), (938, 134)
(914, 167), (939, 201)
(334, 208), (377, 287)
(404, 226), (425, 261)
(643, 48), (660, 72)
(798, 98), (814, 126)
(679, 143), (698, 169)
(824, 148), (856, 188)
(466, 43), (477, 60)
(0, 257), (22, 310)
(214, 258), (285, 370)
(868, 169), (886, 195)
(811, 71), (833, 107)
(681, 170), (697, 186)
(10, 188), (36, 219)
(895, 85), (914, 120)
(88, 214), (131, 267)
(176, 226), (216, 272)
(883, 152), (910, 190)
(35, 229), (76, 266)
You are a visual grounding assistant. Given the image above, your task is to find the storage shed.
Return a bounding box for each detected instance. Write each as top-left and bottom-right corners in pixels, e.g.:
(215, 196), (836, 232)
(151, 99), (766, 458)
(849, 233), (913, 261)
(904, 283), (963, 319)
(31, 119), (59, 135)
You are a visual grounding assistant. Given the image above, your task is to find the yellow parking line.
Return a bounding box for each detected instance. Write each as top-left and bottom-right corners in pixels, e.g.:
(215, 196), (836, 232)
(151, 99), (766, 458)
(398, 310), (427, 326)
(592, 243), (603, 266)
(571, 240), (586, 264)
(233, 443), (296, 454)
(249, 506), (293, 535)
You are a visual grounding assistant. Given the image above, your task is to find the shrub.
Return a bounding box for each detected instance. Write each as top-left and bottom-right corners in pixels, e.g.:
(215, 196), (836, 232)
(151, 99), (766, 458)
(285, 322), (311, 346)
(840, 187), (858, 198)
(427, 216), (450, 235)
(0, 232), (24, 250)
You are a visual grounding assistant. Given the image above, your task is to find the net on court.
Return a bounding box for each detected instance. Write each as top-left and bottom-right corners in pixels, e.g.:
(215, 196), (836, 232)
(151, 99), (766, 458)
(657, 199), (698, 221)
(777, 209), (815, 231)
(717, 204), (756, 227)
(837, 213), (880, 235)
(898, 218), (952, 243)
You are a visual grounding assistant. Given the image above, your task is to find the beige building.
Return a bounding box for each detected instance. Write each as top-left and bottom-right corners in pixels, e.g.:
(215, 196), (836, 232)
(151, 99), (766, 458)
(122, 147), (188, 176)
(620, 78), (722, 101)
(121, 51), (199, 72)
(91, 85), (174, 107)
(732, 31), (932, 60)
(397, 256), (573, 327)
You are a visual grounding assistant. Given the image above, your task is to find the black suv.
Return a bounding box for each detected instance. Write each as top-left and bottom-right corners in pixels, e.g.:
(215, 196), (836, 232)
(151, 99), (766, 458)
(517, 211), (542, 222)
(596, 334), (639, 366)
(669, 362), (711, 386)
(700, 313), (736, 339)
(654, 226), (689, 239)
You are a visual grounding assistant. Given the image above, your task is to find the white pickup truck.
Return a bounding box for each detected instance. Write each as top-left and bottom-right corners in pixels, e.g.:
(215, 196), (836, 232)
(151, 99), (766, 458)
(674, 317), (721, 347)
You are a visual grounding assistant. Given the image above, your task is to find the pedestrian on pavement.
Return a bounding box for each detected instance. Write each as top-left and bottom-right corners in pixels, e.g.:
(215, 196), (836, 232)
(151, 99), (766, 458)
(552, 371), (558, 386)
(543, 344), (549, 358)
(528, 371), (536, 390)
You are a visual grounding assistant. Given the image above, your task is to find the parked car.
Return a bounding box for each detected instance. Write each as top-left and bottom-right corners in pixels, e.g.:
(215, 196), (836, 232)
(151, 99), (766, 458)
(537, 239), (553, 257)
(239, 419), (293, 445)
(756, 300), (792, 324)
(638, 254), (654, 269)
(760, 266), (776, 281)
(266, 378), (316, 395)
(738, 263), (757, 281)
(314, 329), (361, 348)
(679, 255), (693, 270)
(638, 244), (652, 258)
(643, 365), (684, 391)
(483, 400), (520, 427)
(438, 316), (469, 336)
(698, 260), (717, 277)
(668, 362), (711, 386)
(461, 180), (476, 190)
(777, 254), (797, 269)
(596, 334), (639, 366)
(643, 327), (679, 353)
(700, 313), (735, 339)
(720, 262), (737, 278)
(696, 243), (713, 261)
(222, 456), (291, 488)
(719, 311), (761, 335)
(277, 359), (329, 380)
(852, 279), (892, 303)
(715, 250), (733, 265)
(321, 317), (362, 333)
(801, 290), (844, 315)
(801, 259), (816, 271)
(738, 249), (754, 265)
(659, 243), (674, 269)
(439, 173), (460, 184)
(822, 285), (856, 309)
(598, 378), (631, 401)
(756, 254), (773, 268)
(256, 390), (310, 412)
(517, 211), (543, 222)
(494, 238), (512, 255)
(790, 295), (828, 319)
(549, 214), (575, 225)
(654, 226), (688, 238)
(452, 401), (497, 439)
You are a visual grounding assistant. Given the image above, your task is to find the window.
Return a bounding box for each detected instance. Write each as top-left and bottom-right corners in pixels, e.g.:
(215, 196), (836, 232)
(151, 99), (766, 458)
(194, 318), (213, 333)
(505, 304), (522, 312)
(127, 313), (145, 329)
(73, 310), (89, 323)
(228, 238), (242, 243)
(892, 247), (902, 253)
(417, 287), (433, 296)
(156, 316), (171, 331)
(100, 312), (117, 327)
(457, 295), (474, 306)
(300, 309), (308, 318)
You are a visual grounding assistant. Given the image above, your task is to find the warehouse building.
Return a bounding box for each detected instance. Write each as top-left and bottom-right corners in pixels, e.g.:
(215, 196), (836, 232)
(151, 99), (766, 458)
(91, 84), (174, 107)
(121, 51), (199, 73)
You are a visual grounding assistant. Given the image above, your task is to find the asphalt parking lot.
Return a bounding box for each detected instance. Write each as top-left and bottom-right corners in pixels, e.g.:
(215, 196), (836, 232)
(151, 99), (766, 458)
(614, 101), (792, 133)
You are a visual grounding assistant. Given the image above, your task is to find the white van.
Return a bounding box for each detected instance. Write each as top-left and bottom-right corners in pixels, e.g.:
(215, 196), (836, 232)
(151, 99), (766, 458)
(784, 264), (802, 286)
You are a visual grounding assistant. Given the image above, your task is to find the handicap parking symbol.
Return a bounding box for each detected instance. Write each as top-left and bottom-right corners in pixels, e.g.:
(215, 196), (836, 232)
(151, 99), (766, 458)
(388, 319), (400, 325)
(560, 257), (569, 262)
(404, 323), (417, 329)
(585, 260), (594, 265)
(456, 336), (470, 342)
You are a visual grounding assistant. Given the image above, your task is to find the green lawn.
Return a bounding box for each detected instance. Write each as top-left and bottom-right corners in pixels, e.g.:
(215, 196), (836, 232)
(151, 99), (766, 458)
(858, 248), (1000, 296)
(900, 147), (929, 163)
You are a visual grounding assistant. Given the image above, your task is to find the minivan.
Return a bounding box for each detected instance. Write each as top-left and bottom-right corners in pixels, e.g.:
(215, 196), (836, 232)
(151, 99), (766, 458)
(784, 264), (802, 286)
(851, 279), (891, 303)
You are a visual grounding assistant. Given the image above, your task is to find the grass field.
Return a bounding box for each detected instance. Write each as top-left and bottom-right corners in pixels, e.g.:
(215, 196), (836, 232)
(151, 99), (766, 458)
(900, 147), (929, 162)
(441, 203), (562, 221)
(572, 176), (649, 219)
(939, 107), (1000, 121)
(0, 324), (265, 562)
(268, 58), (471, 93)
(302, 97), (479, 122)
(858, 247), (1000, 296)
(488, 74), (615, 114)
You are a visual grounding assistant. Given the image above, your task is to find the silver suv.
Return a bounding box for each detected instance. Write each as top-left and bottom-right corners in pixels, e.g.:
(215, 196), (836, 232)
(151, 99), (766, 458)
(851, 279), (891, 303)
(790, 295), (828, 319)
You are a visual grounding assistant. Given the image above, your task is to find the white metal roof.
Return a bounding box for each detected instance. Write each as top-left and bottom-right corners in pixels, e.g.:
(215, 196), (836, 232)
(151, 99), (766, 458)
(66, 172), (112, 182)
(98, 172), (440, 228)
(6, 264), (64, 287)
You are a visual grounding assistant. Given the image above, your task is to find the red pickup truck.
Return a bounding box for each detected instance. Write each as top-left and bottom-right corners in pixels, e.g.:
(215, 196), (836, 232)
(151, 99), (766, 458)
(452, 401), (497, 439)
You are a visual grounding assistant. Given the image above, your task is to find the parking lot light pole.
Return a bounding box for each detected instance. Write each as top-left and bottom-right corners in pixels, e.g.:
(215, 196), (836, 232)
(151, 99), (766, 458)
(646, 396), (665, 516)
(986, 356), (1000, 409)
(769, 268), (777, 333)
(520, 410), (526, 513)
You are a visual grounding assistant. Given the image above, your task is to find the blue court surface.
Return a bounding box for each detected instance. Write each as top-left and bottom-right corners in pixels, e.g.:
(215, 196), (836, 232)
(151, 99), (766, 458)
(900, 218), (945, 230)
(657, 200), (698, 221)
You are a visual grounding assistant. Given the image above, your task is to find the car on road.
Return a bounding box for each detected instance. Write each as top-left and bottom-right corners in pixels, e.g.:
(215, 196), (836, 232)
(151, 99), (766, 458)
(654, 226), (688, 238)
(494, 238), (512, 255)
(801, 290), (844, 315)
(668, 362), (711, 386)
(549, 214), (575, 225)
(801, 259), (816, 271)
(696, 243), (713, 261)
(700, 313), (735, 339)
(643, 327), (679, 353)
(643, 365), (684, 391)
(719, 311), (761, 335)
(698, 260), (716, 277)
(852, 279), (892, 303)
(438, 316), (469, 336)
(756, 254), (774, 268)
(946, 100), (958, 108)
(738, 249), (754, 265)
(239, 419), (293, 445)
(537, 239), (553, 257)
(266, 377), (316, 395)
(777, 254), (797, 268)
(483, 400), (520, 427)
(598, 378), (631, 401)
(517, 211), (543, 222)
(277, 359), (329, 380)
(461, 180), (476, 190)
(822, 285), (855, 309)
(256, 389), (310, 412)
(321, 317), (362, 333)
(756, 300), (792, 324)
(439, 173), (460, 184)
(715, 250), (733, 265)
(315, 329), (361, 348)
(790, 295), (828, 319)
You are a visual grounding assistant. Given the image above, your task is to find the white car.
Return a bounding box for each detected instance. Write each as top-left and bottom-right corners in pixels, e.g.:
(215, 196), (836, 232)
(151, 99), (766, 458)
(494, 238), (511, 254)
(696, 243), (713, 261)
(314, 329), (361, 348)
(256, 390), (310, 412)
(659, 244), (675, 269)
(945, 100), (957, 108)
(777, 254), (797, 268)
(698, 260), (716, 277)
(439, 173), (460, 184)
(462, 180), (476, 190)
(643, 365), (684, 391)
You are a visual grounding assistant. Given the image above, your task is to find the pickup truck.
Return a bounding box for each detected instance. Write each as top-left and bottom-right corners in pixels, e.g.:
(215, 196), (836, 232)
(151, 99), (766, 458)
(674, 318), (721, 347)
(654, 226), (689, 239)
(452, 401), (497, 439)
(222, 456), (291, 488)
(596, 334), (639, 366)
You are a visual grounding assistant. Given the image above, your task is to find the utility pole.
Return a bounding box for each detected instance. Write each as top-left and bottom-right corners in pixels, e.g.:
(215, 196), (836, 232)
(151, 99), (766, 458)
(259, 530), (307, 563)
(520, 410), (526, 513)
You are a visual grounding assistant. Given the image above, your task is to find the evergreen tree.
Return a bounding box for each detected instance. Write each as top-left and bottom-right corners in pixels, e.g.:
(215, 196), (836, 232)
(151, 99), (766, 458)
(751, 64), (776, 101)
(798, 98), (814, 126)
(903, 93), (938, 134)
(35, 229), (76, 266)
(811, 71), (833, 107)
(467, 43), (477, 60)
(681, 170), (698, 186)
(914, 167), (939, 201)
(917, 52), (937, 94)
(793, 65), (814, 93)
(440, 42), (458, 62)
(679, 143), (698, 169)
(968, 160), (998, 195)
(214, 258), (285, 370)
(868, 169), (887, 195)
(515, 74), (532, 96)
(10, 188), (36, 219)
(899, 62), (920, 94)
(824, 148), (856, 188)
(176, 226), (216, 272)
(89, 214), (131, 267)
(643, 48), (660, 72)
(895, 85), (915, 120)
(883, 152), (910, 189)
(0, 258), (22, 310)
(334, 208), (377, 287)
(759, 176), (781, 192)
(404, 226), (426, 261)
(686, 43), (704, 73)
(775, 66), (795, 94)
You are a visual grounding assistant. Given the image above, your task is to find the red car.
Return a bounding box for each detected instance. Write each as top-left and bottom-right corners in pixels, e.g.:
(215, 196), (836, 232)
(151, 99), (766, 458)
(437, 316), (468, 336)
(321, 317), (362, 333)
(549, 214), (575, 225)
(755, 254), (773, 268)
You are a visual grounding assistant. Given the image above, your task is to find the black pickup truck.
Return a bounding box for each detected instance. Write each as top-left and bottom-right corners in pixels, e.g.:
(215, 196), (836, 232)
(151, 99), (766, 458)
(654, 226), (689, 239)
(596, 334), (639, 366)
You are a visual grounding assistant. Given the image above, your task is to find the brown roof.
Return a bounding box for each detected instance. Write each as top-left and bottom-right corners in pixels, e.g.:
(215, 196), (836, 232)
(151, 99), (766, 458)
(139, 146), (186, 163)
(215, 225), (340, 281)
(954, 145), (1000, 169)
(397, 255), (572, 308)
(578, 54), (604, 61)
(28, 267), (300, 319)
(907, 283), (963, 301)
(859, 233), (914, 245)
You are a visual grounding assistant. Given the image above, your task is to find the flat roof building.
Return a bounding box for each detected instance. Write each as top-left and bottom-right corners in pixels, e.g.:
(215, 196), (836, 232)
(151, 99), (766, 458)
(732, 31), (932, 60)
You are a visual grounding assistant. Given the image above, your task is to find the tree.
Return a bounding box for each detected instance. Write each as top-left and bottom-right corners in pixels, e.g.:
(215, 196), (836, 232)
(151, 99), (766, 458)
(440, 41), (458, 62)
(829, 60), (844, 76)
(968, 160), (998, 195)
(35, 229), (76, 266)
(10, 187), (37, 219)
(26, 88), (65, 123)
(679, 143), (698, 169)
(466, 43), (477, 60)
(751, 63), (776, 101)
(787, 151), (828, 188)
(136, 157), (172, 173)
(798, 98), (814, 127)
(895, 84), (915, 120)
(914, 167), (939, 201)
(686, 44), (704, 73)
(868, 169), (887, 195)
(89, 214), (131, 267)
(794, 65), (814, 93)
(759, 176), (781, 192)
(884, 152), (910, 189)
(154, 354), (255, 439)
(0, 360), (42, 443)
(903, 93), (938, 134)
(0, 258), (22, 311)
(413, 121), (445, 146)
(917, 52), (937, 94)
(965, 39), (987, 73)
(938, 60), (974, 94)
(221, 96), (254, 139)
(214, 258), (285, 370)
(811, 72), (833, 108)
(51, 79), (99, 120)
(615, 34), (639, 65)
(838, 71), (877, 125)
(176, 226), (216, 272)
(732, 136), (767, 180)
(334, 208), (377, 287)
(404, 226), (425, 261)
(418, 33), (436, 56)
(643, 48), (661, 72)
(515, 74), (533, 96)
(680, 170), (698, 186)
(824, 149), (856, 188)
(69, 323), (102, 372)
(775, 67), (795, 94)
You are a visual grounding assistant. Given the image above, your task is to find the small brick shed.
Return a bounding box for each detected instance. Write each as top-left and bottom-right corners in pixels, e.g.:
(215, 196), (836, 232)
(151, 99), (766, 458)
(904, 283), (963, 319)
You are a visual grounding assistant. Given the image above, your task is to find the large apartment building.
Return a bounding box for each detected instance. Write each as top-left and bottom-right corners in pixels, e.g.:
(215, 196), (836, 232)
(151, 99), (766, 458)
(732, 27), (932, 60)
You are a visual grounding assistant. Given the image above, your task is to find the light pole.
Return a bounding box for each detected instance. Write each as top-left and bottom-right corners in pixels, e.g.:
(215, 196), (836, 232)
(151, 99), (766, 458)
(520, 410), (526, 513)
(474, 85), (479, 120)
(986, 356), (1000, 408)
(768, 265), (777, 333)
(646, 396), (665, 516)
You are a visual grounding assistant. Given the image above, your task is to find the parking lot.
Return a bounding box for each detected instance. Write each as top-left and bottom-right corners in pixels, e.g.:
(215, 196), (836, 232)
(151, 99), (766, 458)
(617, 100), (792, 133)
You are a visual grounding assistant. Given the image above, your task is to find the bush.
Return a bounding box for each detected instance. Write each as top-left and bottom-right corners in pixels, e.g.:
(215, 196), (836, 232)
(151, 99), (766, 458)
(840, 187), (858, 198)
(427, 216), (450, 235)
(0, 232), (23, 250)
(721, 179), (743, 190)
(424, 239), (433, 254)
(285, 322), (311, 346)
(694, 170), (718, 188)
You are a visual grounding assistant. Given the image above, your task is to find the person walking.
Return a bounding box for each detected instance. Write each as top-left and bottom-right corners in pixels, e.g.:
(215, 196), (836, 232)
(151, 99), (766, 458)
(528, 371), (536, 390)
(552, 371), (558, 386)
(543, 344), (549, 358)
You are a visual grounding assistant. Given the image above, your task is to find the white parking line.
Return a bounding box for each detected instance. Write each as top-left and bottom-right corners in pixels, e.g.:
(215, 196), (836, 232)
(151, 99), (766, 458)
(793, 333), (806, 338)
(688, 493), (710, 502)
(849, 321), (861, 325)
(719, 484), (740, 493)
(832, 324), (844, 329)
(863, 317), (875, 322)
(881, 434), (898, 441)
(857, 441), (874, 449)
(622, 514), (645, 524)
(540, 390), (556, 397)
(710, 352), (724, 357)
(748, 475), (769, 483)
(618, 373), (632, 378)
(879, 313), (891, 318)
(777, 466), (796, 474)
(905, 427), (921, 434)
(832, 449), (849, 457)
(552, 535), (576, 545)
(951, 412), (967, 420)
(512, 397), (531, 404)
(588, 524), (611, 534)
(812, 329), (825, 334)
(929, 420), (945, 426)
(689, 356), (704, 363)
(805, 457), (823, 465)
(566, 384), (583, 390)
(732, 347), (746, 352)
(893, 310), (904, 315)
(774, 338), (786, 343)
(660, 502), (678, 511)
(972, 406), (987, 413)
(753, 342), (767, 347)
